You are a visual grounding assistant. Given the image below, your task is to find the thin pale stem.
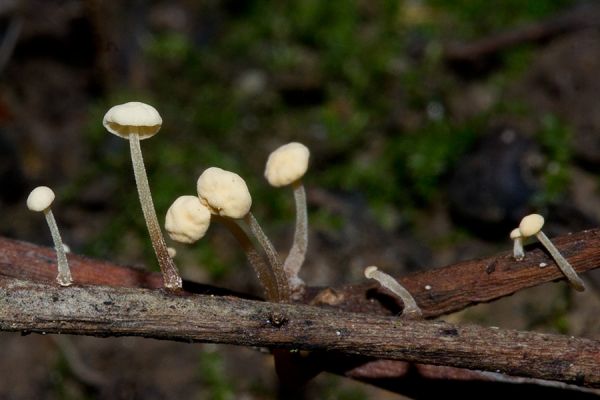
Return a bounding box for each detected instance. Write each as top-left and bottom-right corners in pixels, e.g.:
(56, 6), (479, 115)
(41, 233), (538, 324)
(368, 269), (422, 318)
(513, 238), (524, 261)
(283, 181), (308, 294)
(129, 132), (182, 290)
(245, 212), (290, 302)
(215, 216), (279, 301)
(536, 231), (585, 292)
(44, 209), (72, 286)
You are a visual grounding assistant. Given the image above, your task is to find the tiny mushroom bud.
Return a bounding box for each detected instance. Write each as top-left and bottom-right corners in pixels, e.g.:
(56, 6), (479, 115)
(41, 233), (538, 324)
(167, 247), (177, 258)
(27, 186), (72, 286)
(165, 195), (211, 244)
(197, 167), (290, 301)
(364, 266), (422, 318)
(264, 142), (310, 297)
(103, 101), (182, 290)
(510, 228), (524, 261)
(518, 214), (585, 292)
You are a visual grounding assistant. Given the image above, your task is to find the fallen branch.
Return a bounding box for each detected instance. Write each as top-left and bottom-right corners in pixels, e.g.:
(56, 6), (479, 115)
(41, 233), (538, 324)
(1, 277), (599, 388)
(2, 228), (599, 318)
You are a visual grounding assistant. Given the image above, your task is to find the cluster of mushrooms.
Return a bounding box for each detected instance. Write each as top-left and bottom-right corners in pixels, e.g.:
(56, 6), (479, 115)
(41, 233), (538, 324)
(27, 101), (585, 316)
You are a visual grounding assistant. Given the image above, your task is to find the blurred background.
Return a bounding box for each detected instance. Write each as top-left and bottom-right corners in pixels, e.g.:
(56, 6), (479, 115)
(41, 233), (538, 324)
(0, 0), (600, 398)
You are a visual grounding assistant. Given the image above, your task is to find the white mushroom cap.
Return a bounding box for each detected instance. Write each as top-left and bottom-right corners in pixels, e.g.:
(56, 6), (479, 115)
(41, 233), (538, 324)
(197, 167), (252, 219)
(264, 142), (310, 187)
(519, 214), (545, 237)
(165, 195), (211, 244)
(364, 265), (379, 279)
(103, 101), (162, 140)
(510, 228), (522, 240)
(26, 186), (55, 212)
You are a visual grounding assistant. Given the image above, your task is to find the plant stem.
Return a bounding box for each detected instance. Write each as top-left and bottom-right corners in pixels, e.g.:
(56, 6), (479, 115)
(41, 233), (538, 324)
(215, 216), (279, 301)
(245, 213), (290, 302)
(367, 268), (422, 318)
(129, 131), (182, 290)
(44, 209), (72, 286)
(513, 238), (524, 261)
(536, 231), (585, 292)
(283, 181), (308, 294)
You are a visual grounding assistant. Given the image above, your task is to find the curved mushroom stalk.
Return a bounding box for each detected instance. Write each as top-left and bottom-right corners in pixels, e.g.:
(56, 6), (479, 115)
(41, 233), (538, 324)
(130, 131), (182, 290)
(364, 266), (422, 319)
(216, 216), (279, 301)
(245, 212), (291, 302)
(283, 181), (308, 292)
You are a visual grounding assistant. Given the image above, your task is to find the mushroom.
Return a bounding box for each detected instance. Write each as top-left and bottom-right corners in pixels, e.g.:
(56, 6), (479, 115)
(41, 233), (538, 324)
(518, 214), (585, 291)
(510, 228), (524, 261)
(27, 186), (72, 286)
(264, 142), (310, 294)
(103, 101), (182, 290)
(197, 167), (289, 301)
(364, 266), (421, 318)
(165, 195), (211, 244)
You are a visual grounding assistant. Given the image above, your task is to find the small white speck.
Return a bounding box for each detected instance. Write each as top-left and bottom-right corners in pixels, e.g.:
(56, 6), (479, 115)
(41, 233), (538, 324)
(490, 326), (499, 329)
(336, 331), (341, 336)
(41, 332), (46, 335)
(425, 285), (432, 291)
(569, 363), (574, 367)
(539, 262), (547, 268)
(496, 370), (501, 373)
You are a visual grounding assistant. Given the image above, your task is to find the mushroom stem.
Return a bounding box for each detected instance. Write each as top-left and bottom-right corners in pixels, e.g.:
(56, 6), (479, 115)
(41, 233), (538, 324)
(129, 131), (182, 290)
(44, 209), (72, 286)
(245, 212), (291, 302)
(365, 266), (422, 318)
(283, 181), (308, 293)
(535, 231), (585, 292)
(215, 216), (279, 301)
(513, 237), (524, 261)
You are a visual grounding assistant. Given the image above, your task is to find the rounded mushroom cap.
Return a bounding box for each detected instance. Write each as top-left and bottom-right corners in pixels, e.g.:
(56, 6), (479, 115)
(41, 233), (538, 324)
(364, 265), (379, 279)
(26, 186), (55, 212)
(197, 167), (252, 219)
(510, 228), (522, 240)
(264, 142), (310, 187)
(103, 102), (162, 140)
(519, 214), (545, 237)
(165, 195), (211, 244)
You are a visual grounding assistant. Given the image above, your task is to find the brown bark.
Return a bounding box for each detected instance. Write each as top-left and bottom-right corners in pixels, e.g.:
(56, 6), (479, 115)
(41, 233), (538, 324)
(1, 276), (599, 388)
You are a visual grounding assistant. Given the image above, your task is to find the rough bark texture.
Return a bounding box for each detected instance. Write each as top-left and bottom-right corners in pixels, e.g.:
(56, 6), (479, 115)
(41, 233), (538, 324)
(0, 277), (599, 388)
(1, 230), (599, 394)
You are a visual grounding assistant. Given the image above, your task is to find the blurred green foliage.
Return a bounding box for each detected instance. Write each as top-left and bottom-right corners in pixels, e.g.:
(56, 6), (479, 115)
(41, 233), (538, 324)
(79, 0), (575, 275)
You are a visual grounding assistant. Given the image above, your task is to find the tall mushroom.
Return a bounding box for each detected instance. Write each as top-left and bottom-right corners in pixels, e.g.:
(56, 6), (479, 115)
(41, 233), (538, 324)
(264, 142), (310, 295)
(197, 167), (290, 301)
(27, 186), (73, 286)
(103, 101), (182, 290)
(519, 214), (585, 292)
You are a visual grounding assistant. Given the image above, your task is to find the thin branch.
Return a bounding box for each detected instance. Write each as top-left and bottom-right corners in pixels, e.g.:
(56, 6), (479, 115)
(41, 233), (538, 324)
(0, 277), (598, 388)
(2, 228), (600, 318)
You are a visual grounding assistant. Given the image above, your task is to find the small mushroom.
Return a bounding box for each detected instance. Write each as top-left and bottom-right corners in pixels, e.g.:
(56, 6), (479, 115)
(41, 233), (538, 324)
(519, 214), (585, 291)
(103, 101), (182, 290)
(264, 142), (310, 295)
(510, 228), (524, 261)
(27, 186), (72, 286)
(197, 167), (288, 301)
(165, 195), (211, 244)
(364, 266), (421, 318)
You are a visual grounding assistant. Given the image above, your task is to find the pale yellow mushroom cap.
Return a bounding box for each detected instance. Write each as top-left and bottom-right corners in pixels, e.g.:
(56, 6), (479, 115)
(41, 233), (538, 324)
(264, 142), (310, 187)
(510, 228), (522, 240)
(103, 101), (162, 140)
(26, 186), (55, 212)
(519, 214), (545, 237)
(364, 265), (379, 279)
(197, 167), (252, 219)
(165, 195), (211, 244)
